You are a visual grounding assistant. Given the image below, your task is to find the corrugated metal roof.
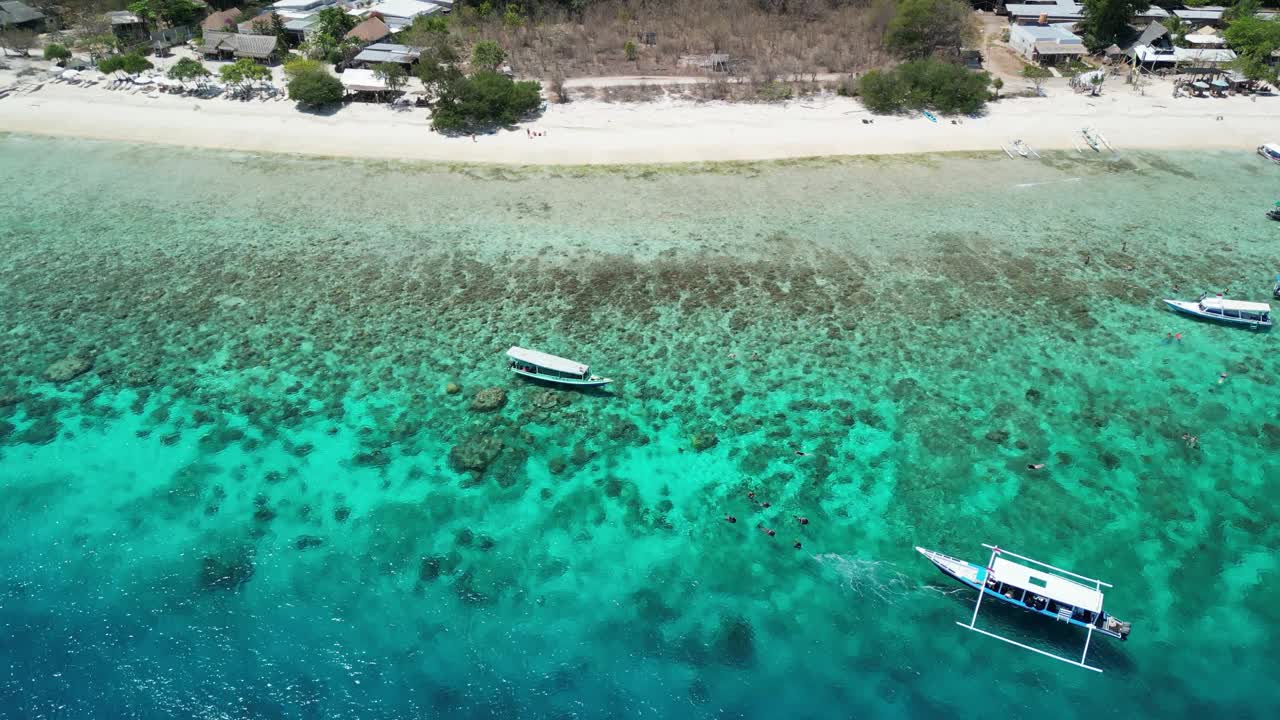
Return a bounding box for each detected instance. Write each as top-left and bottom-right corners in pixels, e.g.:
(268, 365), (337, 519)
(1035, 41), (1087, 55)
(354, 43), (419, 65)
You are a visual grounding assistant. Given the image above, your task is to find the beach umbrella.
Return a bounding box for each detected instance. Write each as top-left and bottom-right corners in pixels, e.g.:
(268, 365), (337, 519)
(1192, 81), (1209, 90)
(1211, 79), (1228, 88)
(60, 69), (80, 80)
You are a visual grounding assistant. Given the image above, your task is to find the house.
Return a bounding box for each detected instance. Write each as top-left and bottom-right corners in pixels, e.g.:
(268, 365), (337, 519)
(1004, 2), (1084, 25)
(106, 10), (148, 42)
(200, 32), (280, 63)
(201, 8), (242, 32)
(1127, 20), (1236, 68)
(352, 42), (419, 69)
(1009, 23), (1087, 64)
(352, 0), (442, 33)
(1172, 7), (1225, 28)
(0, 1), (45, 32)
(237, 12), (275, 34)
(345, 16), (391, 45)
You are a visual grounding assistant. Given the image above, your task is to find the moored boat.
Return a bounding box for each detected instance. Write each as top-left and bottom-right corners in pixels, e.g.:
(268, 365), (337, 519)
(1257, 143), (1280, 164)
(506, 346), (612, 388)
(1163, 293), (1271, 330)
(917, 544), (1131, 672)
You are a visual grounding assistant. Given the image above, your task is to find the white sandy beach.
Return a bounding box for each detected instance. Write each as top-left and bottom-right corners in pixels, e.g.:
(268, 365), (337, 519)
(1, 60), (1275, 164)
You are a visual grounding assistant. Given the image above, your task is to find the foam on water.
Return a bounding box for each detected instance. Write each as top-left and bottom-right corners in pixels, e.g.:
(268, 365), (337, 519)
(1, 136), (1277, 719)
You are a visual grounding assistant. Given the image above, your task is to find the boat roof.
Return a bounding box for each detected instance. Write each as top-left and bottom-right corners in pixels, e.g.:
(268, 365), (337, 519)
(1263, 143), (1280, 154)
(990, 556), (1103, 612)
(506, 346), (588, 374)
(1201, 296), (1271, 313)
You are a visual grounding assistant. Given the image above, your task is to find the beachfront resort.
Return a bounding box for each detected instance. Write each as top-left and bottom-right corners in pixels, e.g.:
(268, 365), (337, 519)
(2, 0), (1280, 158)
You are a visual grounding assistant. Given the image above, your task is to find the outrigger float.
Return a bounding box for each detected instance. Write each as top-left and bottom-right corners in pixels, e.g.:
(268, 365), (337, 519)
(917, 544), (1131, 673)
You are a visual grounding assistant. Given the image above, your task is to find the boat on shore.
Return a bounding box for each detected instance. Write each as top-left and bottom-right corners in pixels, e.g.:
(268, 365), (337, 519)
(1163, 293), (1271, 330)
(1258, 143), (1280, 164)
(506, 346), (612, 388)
(917, 544), (1131, 672)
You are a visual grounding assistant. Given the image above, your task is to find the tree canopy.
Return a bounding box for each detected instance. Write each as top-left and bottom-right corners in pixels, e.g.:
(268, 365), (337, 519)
(858, 58), (992, 115)
(287, 66), (345, 106)
(127, 0), (204, 27)
(430, 70), (542, 132)
(1078, 0), (1147, 50)
(1224, 16), (1280, 82)
(98, 53), (154, 74)
(315, 7), (358, 42)
(219, 58), (271, 85)
(167, 57), (210, 81)
(373, 62), (409, 93)
(884, 0), (977, 60)
(44, 43), (72, 62)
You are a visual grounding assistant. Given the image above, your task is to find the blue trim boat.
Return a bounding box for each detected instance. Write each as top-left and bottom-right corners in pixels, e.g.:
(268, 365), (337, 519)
(1163, 293), (1271, 330)
(917, 545), (1131, 672)
(506, 346), (612, 388)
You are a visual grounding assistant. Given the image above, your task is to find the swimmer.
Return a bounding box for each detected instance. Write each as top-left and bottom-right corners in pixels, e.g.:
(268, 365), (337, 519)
(757, 524), (776, 537)
(1219, 372), (1228, 384)
(794, 541), (803, 549)
(725, 514), (737, 524)
(728, 353), (737, 359)
(761, 502), (771, 509)
(1027, 463), (1045, 470)
(794, 516), (809, 525)
(794, 450), (808, 457)
(1175, 333), (1183, 342)
(747, 490), (756, 501)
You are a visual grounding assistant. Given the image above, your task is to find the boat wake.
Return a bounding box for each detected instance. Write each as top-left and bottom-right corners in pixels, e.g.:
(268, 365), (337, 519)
(813, 553), (919, 604)
(1013, 178), (1082, 189)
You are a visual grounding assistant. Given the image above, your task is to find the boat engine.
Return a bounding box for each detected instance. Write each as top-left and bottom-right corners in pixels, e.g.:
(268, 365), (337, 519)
(1105, 616), (1132, 640)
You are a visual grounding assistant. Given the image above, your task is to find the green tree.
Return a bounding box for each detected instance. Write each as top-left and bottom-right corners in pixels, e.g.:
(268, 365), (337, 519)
(44, 43), (72, 62)
(471, 40), (506, 71)
(167, 56), (210, 81)
(624, 39), (638, 61)
(373, 62), (408, 94)
(288, 66), (345, 106)
(127, 0), (203, 28)
(503, 4), (524, 27)
(315, 7), (358, 42)
(1078, 0), (1147, 50)
(220, 57), (271, 85)
(1224, 17), (1280, 82)
(75, 33), (117, 62)
(991, 76), (1003, 99)
(98, 53), (154, 73)
(858, 58), (992, 115)
(1022, 64), (1051, 93)
(430, 70), (542, 132)
(270, 12), (291, 50)
(1225, 0), (1261, 22)
(284, 56), (324, 81)
(885, 0), (977, 60)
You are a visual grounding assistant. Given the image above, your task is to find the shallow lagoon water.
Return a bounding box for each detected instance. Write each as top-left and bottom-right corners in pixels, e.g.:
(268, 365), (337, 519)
(1, 136), (1278, 719)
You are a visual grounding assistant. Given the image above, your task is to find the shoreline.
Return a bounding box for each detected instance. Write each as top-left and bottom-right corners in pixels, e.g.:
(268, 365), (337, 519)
(1, 72), (1275, 166)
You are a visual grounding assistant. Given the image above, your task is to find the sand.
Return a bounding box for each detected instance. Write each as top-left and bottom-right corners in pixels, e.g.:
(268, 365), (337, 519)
(1, 60), (1275, 164)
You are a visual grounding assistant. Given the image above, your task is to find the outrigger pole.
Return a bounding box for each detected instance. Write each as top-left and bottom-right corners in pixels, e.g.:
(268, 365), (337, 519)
(955, 543), (1107, 673)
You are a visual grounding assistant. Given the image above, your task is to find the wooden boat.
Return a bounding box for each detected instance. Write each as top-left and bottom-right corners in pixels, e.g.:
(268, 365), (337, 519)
(1012, 139), (1029, 157)
(506, 346), (612, 388)
(1081, 128), (1100, 152)
(922, 110), (938, 123)
(1257, 143), (1280, 164)
(917, 545), (1131, 672)
(1272, 274), (1280, 300)
(1163, 293), (1272, 330)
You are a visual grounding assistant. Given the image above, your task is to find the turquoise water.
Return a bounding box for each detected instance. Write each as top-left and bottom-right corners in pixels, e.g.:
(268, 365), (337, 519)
(1, 135), (1278, 718)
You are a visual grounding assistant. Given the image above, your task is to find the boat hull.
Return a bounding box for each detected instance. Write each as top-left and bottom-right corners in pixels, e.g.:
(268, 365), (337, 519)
(916, 547), (1125, 640)
(1163, 299), (1271, 330)
(510, 368), (612, 388)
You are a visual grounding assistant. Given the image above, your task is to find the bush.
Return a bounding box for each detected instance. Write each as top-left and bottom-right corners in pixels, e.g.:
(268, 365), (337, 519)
(288, 66), (344, 106)
(283, 56), (323, 81)
(471, 40), (506, 71)
(98, 53), (153, 74)
(431, 70), (542, 132)
(44, 43), (72, 62)
(624, 39), (638, 61)
(167, 57), (210, 81)
(858, 59), (992, 115)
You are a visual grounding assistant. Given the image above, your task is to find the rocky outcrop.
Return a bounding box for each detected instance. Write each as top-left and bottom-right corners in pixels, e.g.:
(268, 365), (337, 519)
(43, 356), (93, 383)
(469, 387), (507, 412)
(449, 432), (504, 475)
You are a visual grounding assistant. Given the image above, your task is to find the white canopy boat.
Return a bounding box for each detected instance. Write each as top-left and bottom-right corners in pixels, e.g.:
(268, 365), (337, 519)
(1163, 293), (1271, 330)
(917, 544), (1131, 673)
(506, 346), (612, 388)
(1257, 143), (1280, 164)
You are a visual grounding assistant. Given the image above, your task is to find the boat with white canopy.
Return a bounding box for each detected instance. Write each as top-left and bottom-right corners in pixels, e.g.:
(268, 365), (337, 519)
(506, 347), (612, 388)
(917, 544), (1131, 673)
(1257, 143), (1280, 164)
(1163, 293), (1271, 330)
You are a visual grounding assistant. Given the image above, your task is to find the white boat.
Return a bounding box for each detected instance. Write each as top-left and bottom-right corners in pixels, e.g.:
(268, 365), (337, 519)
(918, 544), (1131, 673)
(506, 346), (612, 387)
(1258, 143), (1280, 163)
(1163, 294), (1271, 330)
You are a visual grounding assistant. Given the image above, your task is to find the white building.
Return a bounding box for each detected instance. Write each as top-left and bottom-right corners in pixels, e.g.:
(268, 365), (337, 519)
(1008, 23), (1087, 64)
